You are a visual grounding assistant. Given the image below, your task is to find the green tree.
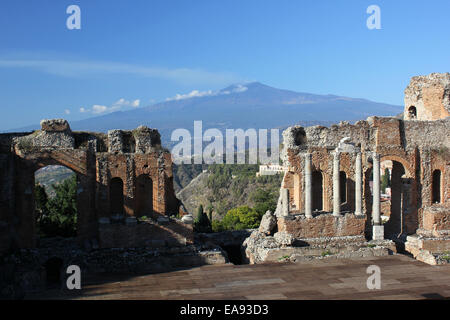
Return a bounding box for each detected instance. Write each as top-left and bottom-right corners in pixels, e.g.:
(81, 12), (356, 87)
(206, 204), (213, 223)
(381, 168), (390, 193)
(38, 175), (78, 237)
(211, 220), (225, 232)
(250, 188), (277, 216)
(219, 206), (262, 231)
(194, 204), (212, 233)
(35, 183), (48, 221)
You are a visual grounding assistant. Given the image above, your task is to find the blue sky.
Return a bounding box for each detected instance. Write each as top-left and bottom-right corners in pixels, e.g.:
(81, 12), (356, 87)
(0, 0), (449, 130)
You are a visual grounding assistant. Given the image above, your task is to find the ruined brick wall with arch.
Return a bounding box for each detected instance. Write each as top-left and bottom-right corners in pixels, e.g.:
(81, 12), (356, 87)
(0, 120), (191, 254)
(280, 115), (449, 240)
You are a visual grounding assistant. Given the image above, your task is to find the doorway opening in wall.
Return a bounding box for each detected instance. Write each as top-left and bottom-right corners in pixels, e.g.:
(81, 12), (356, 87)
(379, 160), (393, 225)
(110, 177), (124, 218)
(432, 170), (441, 204)
(34, 165), (78, 239)
(136, 174), (153, 218)
(378, 160), (410, 238)
(312, 171), (323, 211)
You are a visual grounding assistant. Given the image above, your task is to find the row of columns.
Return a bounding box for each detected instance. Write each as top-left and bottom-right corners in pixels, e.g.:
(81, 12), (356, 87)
(303, 152), (381, 221)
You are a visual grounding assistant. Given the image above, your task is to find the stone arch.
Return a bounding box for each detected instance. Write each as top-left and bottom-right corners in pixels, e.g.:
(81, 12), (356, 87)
(365, 154), (417, 237)
(378, 159), (416, 238)
(135, 174), (154, 217)
(14, 151), (93, 247)
(110, 177), (124, 216)
(380, 155), (413, 178)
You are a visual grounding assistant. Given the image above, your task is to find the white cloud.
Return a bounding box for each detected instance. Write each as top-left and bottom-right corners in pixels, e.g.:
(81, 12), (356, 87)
(166, 90), (215, 101)
(92, 105), (108, 114)
(79, 98), (141, 114)
(165, 84), (248, 102)
(132, 99), (140, 107)
(0, 58), (242, 85)
(64, 109), (71, 115)
(113, 98), (140, 108)
(232, 84), (248, 93)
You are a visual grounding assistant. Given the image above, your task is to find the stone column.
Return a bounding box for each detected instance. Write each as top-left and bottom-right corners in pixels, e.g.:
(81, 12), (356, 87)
(333, 152), (341, 216)
(372, 153), (381, 224)
(304, 153), (313, 218)
(281, 188), (289, 217)
(372, 152), (384, 240)
(355, 152), (363, 215)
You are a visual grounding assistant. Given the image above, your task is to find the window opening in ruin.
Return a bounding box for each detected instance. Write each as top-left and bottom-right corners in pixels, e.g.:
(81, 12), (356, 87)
(408, 106), (417, 119)
(34, 165), (77, 239)
(432, 170), (441, 204)
(110, 177), (124, 216)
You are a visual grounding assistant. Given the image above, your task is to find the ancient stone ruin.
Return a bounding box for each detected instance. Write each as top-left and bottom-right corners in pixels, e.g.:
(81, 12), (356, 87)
(244, 72), (450, 265)
(0, 73), (449, 298)
(0, 121), (192, 253)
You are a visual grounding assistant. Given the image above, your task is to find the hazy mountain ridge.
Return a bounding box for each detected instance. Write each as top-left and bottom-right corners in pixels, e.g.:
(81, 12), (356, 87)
(6, 82), (403, 147)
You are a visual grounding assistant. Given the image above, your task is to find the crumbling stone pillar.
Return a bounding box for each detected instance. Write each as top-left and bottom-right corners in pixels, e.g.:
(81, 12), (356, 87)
(304, 153), (313, 218)
(355, 152), (363, 215)
(281, 188), (289, 216)
(108, 130), (124, 153)
(333, 152), (341, 216)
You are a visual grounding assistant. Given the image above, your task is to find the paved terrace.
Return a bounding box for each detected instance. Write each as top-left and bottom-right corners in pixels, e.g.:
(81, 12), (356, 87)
(28, 254), (450, 300)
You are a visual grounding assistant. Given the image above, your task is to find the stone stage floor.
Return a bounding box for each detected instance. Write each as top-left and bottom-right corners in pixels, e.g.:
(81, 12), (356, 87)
(28, 254), (450, 300)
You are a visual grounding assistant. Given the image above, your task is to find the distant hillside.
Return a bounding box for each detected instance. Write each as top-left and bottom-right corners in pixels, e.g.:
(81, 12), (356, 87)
(9, 82), (403, 147)
(35, 165), (75, 198)
(177, 164), (282, 218)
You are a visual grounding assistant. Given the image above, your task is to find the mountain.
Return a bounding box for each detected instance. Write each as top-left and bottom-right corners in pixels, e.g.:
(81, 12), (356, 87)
(7, 82), (403, 146)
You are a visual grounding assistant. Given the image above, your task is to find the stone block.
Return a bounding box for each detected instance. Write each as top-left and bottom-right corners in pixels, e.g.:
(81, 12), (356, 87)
(40, 119), (71, 132)
(372, 225), (384, 240)
(259, 210), (277, 235)
(181, 214), (194, 224)
(274, 231), (294, 246)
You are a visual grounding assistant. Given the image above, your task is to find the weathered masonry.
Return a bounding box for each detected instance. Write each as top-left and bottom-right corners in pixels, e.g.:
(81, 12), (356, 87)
(272, 73), (450, 264)
(0, 121), (192, 254)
